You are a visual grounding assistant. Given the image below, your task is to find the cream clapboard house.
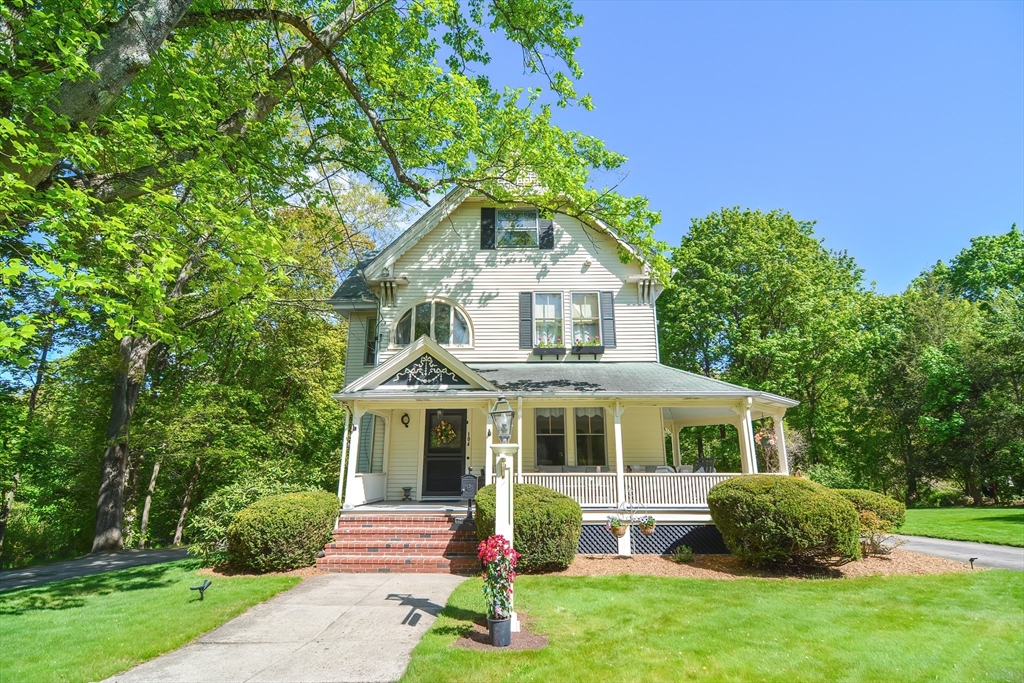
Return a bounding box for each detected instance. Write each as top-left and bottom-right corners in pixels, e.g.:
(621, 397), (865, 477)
(321, 188), (797, 569)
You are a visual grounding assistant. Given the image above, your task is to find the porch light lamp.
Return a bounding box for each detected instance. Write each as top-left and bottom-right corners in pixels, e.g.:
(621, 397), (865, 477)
(490, 394), (515, 444)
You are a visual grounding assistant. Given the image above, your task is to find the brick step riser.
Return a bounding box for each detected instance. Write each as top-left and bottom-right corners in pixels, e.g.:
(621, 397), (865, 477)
(325, 542), (478, 553)
(335, 515), (467, 526)
(332, 531), (477, 542)
(317, 558), (480, 571)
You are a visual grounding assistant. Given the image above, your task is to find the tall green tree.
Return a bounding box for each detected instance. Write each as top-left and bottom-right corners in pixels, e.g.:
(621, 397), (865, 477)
(658, 208), (867, 467)
(2, 0), (665, 550)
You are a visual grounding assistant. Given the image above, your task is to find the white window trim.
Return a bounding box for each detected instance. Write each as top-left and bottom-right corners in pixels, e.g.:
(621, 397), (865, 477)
(573, 405), (608, 468)
(391, 298), (473, 349)
(533, 291), (564, 348)
(496, 208), (540, 249)
(534, 407), (567, 468)
(570, 291), (602, 347)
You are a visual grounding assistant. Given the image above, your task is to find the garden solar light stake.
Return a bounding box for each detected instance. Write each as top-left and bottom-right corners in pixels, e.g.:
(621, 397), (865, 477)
(190, 579), (212, 600)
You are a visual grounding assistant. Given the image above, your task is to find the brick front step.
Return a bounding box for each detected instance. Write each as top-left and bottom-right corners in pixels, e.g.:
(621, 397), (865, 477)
(317, 555), (480, 574)
(318, 513), (480, 574)
(324, 540), (478, 554)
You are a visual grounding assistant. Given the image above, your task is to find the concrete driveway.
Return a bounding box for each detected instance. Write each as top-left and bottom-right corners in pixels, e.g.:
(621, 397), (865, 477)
(105, 573), (467, 683)
(897, 535), (1024, 571)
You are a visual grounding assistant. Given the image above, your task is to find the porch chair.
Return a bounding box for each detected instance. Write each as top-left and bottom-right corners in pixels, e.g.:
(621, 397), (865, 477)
(675, 465), (694, 473)
(693, 457), (716, 473)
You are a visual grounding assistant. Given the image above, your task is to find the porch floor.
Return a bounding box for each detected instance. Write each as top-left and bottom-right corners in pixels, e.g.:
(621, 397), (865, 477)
(345, 499), (713, 524)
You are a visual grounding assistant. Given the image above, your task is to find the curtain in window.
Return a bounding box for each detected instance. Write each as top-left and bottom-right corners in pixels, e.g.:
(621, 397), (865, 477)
(575, 407), (606, 466)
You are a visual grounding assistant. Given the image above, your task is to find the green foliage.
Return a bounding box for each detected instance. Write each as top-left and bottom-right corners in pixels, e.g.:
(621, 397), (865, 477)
(670, 545), (694, 564)
(707, 475), (861, 567)
(187, 474), (319, 566)
(475, 484), (582, 573)
(226, 491), (338, 573)
(833, 489), (906, 530)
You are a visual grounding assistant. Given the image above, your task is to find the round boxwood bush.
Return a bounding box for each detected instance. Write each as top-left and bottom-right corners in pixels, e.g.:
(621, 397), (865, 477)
(707, 474), (861, 567)
(833, 489), (906, 531)
(226, 490), (339, 573)
(475, 483), (582, 573)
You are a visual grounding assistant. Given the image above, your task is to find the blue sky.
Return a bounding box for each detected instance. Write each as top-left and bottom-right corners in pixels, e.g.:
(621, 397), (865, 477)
(479, 0), (1023, 294)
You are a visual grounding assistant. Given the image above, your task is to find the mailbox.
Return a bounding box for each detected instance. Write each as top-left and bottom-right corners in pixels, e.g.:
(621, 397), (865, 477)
(460, 474), (479, 500)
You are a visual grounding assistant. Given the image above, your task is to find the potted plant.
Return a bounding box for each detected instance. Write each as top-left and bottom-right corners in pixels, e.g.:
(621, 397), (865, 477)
(606, 515), (628, 538)
(636, 514), (657, 536)
(478, 534), (520, 647)
(533, 338), (565, 357)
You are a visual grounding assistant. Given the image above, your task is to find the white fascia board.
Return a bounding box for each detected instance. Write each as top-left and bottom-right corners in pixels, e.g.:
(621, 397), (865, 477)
(344, 335), (498, 393)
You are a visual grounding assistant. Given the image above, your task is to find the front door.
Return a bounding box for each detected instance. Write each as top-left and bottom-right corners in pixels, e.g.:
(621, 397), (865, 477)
(422, 409), (467, 497)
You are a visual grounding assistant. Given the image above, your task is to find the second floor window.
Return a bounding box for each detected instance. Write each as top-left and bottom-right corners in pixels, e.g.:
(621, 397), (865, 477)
(497, 208), (539, 247)
(534, 292), (563, 347)
(395, 300), (470, 347)
(572, 292), (601, 345)
(365, 317), (378, 365)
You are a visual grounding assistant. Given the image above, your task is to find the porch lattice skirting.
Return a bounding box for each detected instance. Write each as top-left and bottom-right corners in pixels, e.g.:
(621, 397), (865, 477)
(577, 524), (729, 555)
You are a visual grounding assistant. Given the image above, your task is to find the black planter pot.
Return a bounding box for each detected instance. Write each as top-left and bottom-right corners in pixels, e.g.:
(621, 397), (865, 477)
(487, 616), (512, 647)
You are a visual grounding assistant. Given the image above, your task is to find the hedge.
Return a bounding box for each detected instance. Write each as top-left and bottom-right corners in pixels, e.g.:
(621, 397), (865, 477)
(226, 490), (339, 573)
(833, 489), (906, 531)
(707, 474), (861, 567)
(475, 483), (582, 573)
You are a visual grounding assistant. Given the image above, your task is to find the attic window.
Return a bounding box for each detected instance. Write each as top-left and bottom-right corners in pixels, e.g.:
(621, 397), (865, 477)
(395, 300), (471, 347)
(496, 209), (539, 248)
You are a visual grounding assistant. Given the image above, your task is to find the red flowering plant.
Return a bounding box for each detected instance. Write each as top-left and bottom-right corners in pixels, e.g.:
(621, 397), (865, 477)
(478, 534), (520, 620)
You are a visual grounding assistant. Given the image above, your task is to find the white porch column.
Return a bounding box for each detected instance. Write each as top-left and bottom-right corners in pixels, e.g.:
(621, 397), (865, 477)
(670, 422), (681, 468)
(613, 402), (626, 506)
(336, 408), (352, 500)
(745, 402), (759, 474)
(342, 404), (365, 509)
(484, 407), (494, 482)
(516, 396), (523, 482)
(774, 413), (790, 475)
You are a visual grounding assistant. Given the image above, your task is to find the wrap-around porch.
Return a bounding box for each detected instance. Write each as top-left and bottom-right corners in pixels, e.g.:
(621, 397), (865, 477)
(333, 338), (798, 519)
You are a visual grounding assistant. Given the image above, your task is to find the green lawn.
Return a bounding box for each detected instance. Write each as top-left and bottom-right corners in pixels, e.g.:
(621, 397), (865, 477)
(902, 507), (1024, 547)
(403, 572), (1024, 683)
(0, 560), (299, 683)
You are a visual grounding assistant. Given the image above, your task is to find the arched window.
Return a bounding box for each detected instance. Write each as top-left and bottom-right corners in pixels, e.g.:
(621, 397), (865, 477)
(394, 300), (471, 347)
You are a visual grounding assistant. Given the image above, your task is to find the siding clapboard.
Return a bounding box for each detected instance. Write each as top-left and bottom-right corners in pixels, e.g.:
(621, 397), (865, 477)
(366, 200), (658, 372)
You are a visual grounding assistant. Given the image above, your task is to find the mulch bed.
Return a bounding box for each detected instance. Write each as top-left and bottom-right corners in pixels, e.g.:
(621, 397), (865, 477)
(555, 549), (972, 580)
(199, 564), (325, 579)
(453, 613), (548, 652)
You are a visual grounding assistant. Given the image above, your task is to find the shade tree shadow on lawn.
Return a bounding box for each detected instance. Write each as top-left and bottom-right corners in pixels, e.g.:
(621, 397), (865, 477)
(0, 561), (196, 616)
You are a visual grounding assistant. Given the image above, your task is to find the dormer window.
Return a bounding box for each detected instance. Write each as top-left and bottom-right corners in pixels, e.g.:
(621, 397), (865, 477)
(394, 300), (471, 347)
(496, 209), (539, 248)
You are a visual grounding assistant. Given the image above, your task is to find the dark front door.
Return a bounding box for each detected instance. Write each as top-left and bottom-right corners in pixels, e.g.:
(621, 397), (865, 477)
(422, 409), (467, 497)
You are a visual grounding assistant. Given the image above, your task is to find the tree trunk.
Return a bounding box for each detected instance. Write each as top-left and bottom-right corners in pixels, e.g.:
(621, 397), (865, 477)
(139, 460), (161, 548)
(173, 461), (200, 545)
(696, 433), (705, 459)
(92, 335), (155, 552)
(0, 472), (20, 556)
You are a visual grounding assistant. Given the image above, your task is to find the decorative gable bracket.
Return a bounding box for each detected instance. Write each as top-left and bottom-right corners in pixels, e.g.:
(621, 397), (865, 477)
(372, 275), (408, 308)
(627, 275), (661, 306)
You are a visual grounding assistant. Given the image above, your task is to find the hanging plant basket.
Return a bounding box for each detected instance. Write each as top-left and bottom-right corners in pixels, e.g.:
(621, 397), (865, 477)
(639, 523), (657, 537)
(608, 524), (628, 538)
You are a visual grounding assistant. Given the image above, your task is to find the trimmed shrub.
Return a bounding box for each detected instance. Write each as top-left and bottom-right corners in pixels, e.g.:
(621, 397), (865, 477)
(833, 489), (906, 531)
(475, 484), (582, 573)
(707, 474), (861, 567)
(226, 491), (338, 573)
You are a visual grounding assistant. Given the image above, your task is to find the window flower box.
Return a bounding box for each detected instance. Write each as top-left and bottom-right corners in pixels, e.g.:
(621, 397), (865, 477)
(533, 346), (566, 358)
(571, 344), (604, 358)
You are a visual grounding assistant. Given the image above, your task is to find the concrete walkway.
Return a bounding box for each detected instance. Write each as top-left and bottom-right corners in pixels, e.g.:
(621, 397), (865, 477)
(897, 535), (1024, 571)
(0, 548), (190, 592)
(105, 572), (467, 683)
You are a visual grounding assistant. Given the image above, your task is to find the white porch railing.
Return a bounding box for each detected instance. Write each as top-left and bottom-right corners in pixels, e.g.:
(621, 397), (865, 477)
(518, 472), (740, 509)
(624, 473), (738, 508)
(519, 473), (618, 508)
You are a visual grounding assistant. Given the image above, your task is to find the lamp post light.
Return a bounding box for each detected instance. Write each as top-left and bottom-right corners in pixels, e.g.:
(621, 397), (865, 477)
(490, 394), (515, 445)
(489, 393), (519, 633)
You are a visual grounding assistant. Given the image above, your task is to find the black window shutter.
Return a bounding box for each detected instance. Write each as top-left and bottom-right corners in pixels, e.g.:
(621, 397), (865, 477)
(481, 208), (496, 249)
(519, 292), (533, 349)
(600, 291), (616, 348)
(538, 219), (554, 249)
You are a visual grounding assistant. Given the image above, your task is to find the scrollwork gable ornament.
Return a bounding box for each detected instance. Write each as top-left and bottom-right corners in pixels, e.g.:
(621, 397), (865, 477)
(382, 353), (471, 387)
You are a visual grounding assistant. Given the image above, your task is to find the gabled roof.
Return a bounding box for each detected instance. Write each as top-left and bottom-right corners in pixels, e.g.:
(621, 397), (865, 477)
(362, 187), (473, 281)
(344, 335), (498, 394)
(329, 261), (377, 313)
